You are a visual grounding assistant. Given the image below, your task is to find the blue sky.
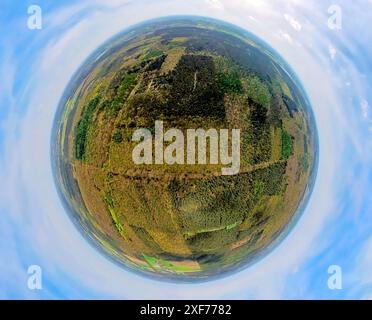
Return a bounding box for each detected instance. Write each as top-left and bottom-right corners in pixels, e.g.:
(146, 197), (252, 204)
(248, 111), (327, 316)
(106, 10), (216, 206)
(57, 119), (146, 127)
(0, 0), (371, 299)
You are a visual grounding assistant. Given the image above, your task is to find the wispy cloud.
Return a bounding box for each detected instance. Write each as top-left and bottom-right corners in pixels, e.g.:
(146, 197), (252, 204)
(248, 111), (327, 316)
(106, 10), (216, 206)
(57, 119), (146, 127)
(329, 44), (337, 60)
(361, 100), (369, 119)
(284, 14), (302, 31)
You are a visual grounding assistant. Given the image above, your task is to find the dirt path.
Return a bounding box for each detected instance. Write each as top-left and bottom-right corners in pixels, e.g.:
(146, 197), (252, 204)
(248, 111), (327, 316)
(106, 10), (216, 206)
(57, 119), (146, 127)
(103, 159), (287, 181)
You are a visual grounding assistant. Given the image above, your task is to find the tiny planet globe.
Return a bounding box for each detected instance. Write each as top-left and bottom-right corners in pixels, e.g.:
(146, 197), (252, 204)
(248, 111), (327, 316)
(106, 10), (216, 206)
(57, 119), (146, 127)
(52, 17), (318, 281)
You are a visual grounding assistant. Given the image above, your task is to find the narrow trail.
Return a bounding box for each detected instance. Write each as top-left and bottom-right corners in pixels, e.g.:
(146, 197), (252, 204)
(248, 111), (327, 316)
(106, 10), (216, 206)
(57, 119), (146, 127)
(100, 159), (287, 181)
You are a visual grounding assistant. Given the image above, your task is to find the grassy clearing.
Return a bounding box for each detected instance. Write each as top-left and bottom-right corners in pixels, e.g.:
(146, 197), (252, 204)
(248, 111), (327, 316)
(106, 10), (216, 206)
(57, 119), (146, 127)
(104, 192), (125, 236)
(142, 254), (199, 273)
(144, 50), (164, 60)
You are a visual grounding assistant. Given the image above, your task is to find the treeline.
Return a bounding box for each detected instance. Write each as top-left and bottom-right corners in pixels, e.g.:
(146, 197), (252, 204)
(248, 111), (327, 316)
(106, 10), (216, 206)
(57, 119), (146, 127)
(75, 96), (101, 160)
(247, 97), (272, 164)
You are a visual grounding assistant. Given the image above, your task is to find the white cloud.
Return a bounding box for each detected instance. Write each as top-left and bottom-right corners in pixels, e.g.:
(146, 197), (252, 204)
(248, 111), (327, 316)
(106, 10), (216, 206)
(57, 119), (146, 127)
(205, 0), (224, 10)
(284, 14), (302, 31)
(351, 236), (372, 299)
(248, 15), (258, 22)
(277, 30), (293, 44)
(329, 44), (337, 60)
(361, 100), (369, 119)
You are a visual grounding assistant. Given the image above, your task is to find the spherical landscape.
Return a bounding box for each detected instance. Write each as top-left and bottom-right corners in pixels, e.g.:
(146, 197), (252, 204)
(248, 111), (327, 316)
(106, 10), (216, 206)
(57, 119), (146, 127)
(52, 17), (318, 281)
